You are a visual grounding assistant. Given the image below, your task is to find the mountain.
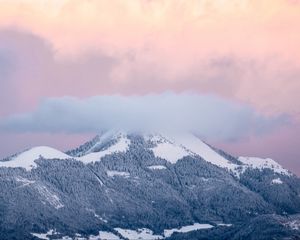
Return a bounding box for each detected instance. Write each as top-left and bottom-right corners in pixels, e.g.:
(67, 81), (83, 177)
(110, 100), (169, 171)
(0, 131), (300, 240)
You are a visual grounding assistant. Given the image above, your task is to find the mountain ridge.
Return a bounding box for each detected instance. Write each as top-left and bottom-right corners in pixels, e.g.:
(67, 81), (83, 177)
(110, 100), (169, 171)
(0, 131), (299, 239)
(0, 131), (293, 177)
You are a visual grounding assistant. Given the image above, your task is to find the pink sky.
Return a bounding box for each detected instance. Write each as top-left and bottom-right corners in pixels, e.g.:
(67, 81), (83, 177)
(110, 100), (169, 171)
(0, 0), (299, 174)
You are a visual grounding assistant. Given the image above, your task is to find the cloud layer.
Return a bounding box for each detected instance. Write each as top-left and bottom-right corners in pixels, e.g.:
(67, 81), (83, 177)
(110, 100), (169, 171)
(0, 93), (287, 141)
(1, 29), (300, 121)
(0, 1), (299, 174)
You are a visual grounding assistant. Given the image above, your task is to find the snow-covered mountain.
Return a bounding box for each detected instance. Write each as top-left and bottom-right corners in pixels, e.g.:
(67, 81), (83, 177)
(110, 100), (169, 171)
(0, 131), (291, 177)
(0, 131), (299, 239)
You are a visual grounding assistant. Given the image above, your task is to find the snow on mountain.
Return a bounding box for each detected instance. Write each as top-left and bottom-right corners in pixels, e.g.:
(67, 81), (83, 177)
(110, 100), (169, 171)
(106, 170), (130, 178)
(0, 131), (291, 178)
(163, 223), (214, 238)
(115, 228), (164, 240)
(271, 178), (283, 184)
(90, 231), (120, 240)
(147, 133), (291, 177)
(238, 156), (291, 176)
(31, 230), (121, 240)
(147, 165), (167, 170)
(148, 135), (190, 164)
(147, 133), (240, 174)
(67, 130), (130, 157)
(285, 220), (300, 231)
(15, 176), (35, 187)
(31, 229), (57, 240)
(169, 133), (240, 172)
(1, 131), (299, 239)
(35, 184), (64, 209)
(77, 133), (130, 164)
(0, 132), (131, 171)
(0, 146), (71, 171)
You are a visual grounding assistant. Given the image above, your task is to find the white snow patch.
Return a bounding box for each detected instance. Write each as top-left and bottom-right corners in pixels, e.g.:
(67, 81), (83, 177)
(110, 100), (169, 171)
(0, 146), (71, 171)
(34, 185), (64, 209)
(151, 141), (190, 163)
(31, 229), (58, 240)
(95, 176), (104, 186)
(93, 212), (108, 223)
(107, 170), (130, 178)
(239, 157), (291, 176)
(146, 133), (290, 177)
(164, 223), (214, 238)
(31, 233), (49, 240)
(97, 216), (108, 223)
(169, 133), (240, 173)
(86, 208), (108, 223)
(31, 230), (120, 240)
(15, 176), (35, 187)
(0, 133), (131, 171)
(85, 131), (124, 153)
(89, 231), (120, 240)
(271, 178), (283, 185)
(200, 177), (210, 182)
(284, 220), (300, 230)
(115, 228), (163, 240)
(146, 133), (242, 175)
(217, 223), (233, 227)
(77, 135), (130, 164)
(148, 165), (167, 170)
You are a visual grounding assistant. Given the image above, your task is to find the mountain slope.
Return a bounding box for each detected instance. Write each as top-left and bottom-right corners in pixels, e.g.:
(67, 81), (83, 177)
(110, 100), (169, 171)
(0, 132), (299, 239)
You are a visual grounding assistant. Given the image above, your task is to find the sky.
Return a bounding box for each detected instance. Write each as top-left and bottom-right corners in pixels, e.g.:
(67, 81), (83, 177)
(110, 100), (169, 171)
(0, 0), (299, 174)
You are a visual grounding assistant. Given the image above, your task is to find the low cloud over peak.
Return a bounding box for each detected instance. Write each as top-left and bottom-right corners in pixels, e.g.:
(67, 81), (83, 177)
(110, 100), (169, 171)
(0, 93), (288, 141)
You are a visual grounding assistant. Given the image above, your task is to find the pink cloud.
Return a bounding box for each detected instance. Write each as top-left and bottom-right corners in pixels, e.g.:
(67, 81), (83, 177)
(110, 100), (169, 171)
(0, 1), (299, 174)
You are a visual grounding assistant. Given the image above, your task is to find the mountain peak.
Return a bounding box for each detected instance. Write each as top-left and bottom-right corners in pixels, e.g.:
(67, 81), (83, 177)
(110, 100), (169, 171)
(0, 146), (71, 171)
(0, 131), (292, 177)
(66, 130), (127, 157)
(0, 131), (298, 239)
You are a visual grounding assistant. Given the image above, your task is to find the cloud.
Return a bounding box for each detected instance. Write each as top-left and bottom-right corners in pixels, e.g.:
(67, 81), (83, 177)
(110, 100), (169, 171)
(1, 29), (300, 121)
(0, 29), (118, 115)
(0, 93), (288, 141)
(0, 50), (14, 78)
(0, 1), (298, 174)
